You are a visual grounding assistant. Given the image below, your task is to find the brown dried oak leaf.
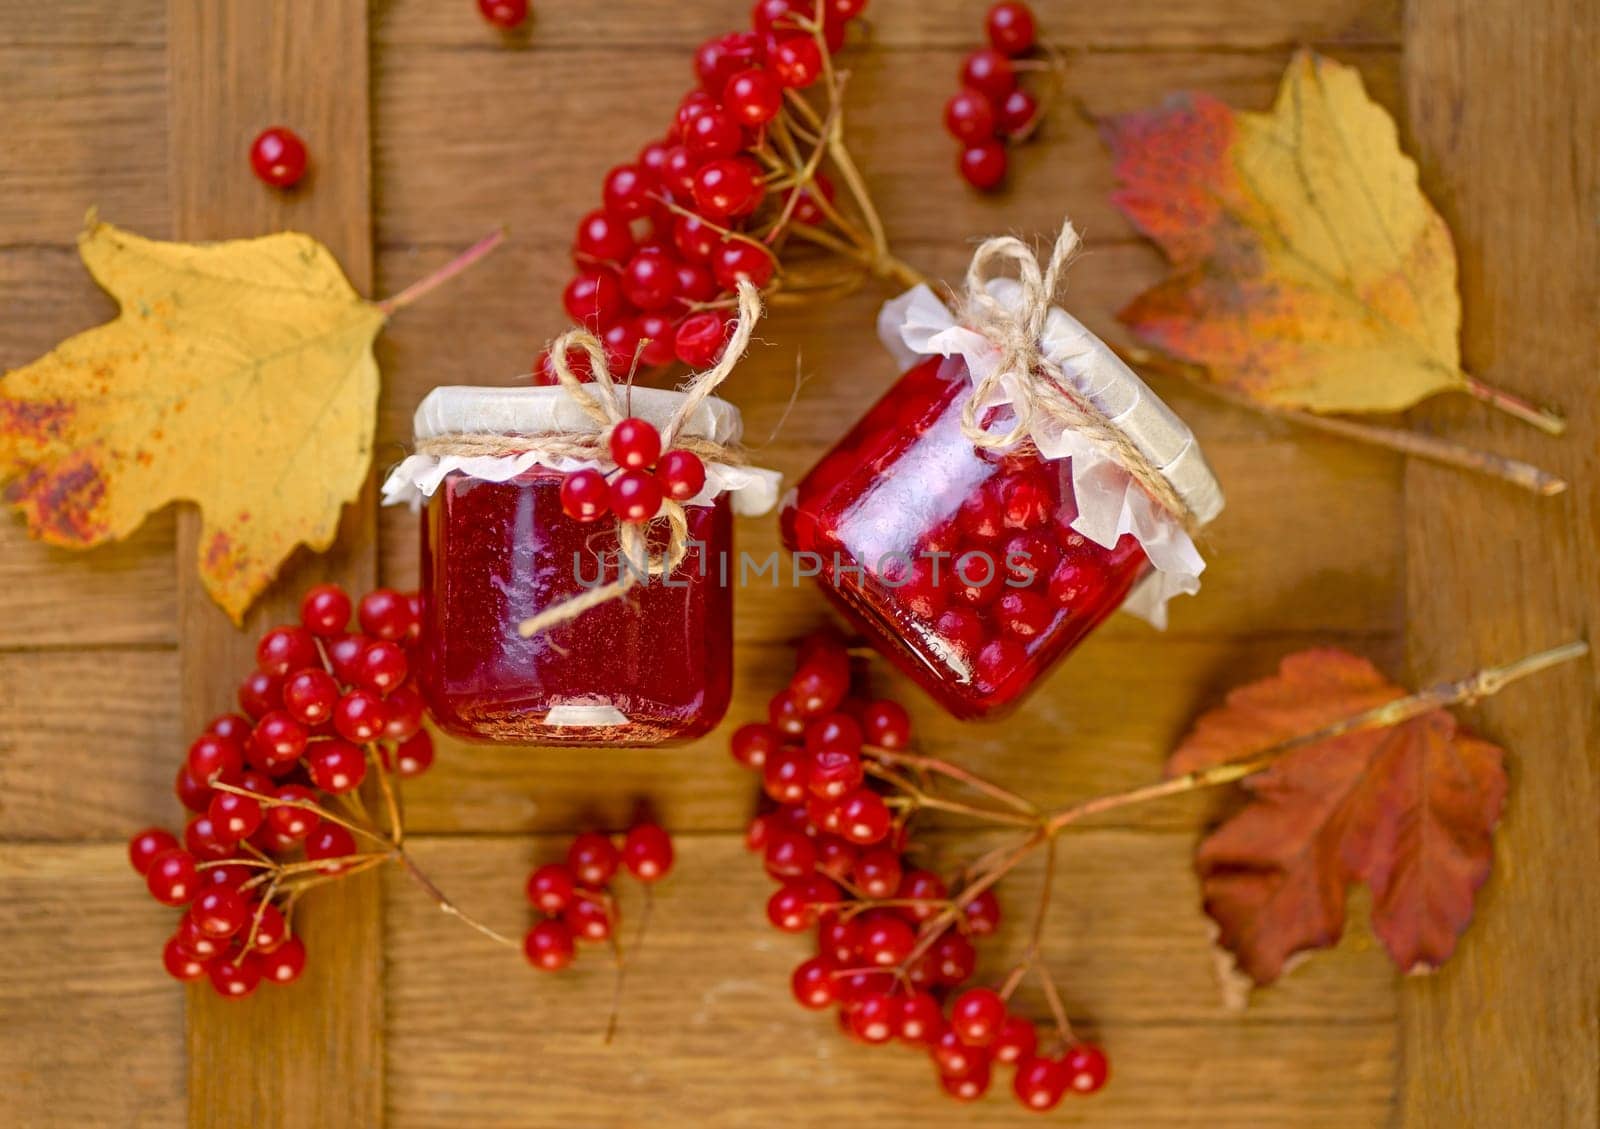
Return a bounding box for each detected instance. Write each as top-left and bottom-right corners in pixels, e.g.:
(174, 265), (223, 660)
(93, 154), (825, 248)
(1168, 649), (1506, 985)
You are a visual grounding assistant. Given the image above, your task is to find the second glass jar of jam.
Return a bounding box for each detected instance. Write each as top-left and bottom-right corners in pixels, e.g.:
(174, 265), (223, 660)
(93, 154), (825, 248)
(387, 385), (778, 746)
(781, 285), (1222, 719)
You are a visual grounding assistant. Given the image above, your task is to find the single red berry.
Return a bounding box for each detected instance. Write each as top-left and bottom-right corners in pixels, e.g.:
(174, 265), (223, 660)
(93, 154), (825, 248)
(805, 712), (863, 754)
(761, 747), (810, 806)
(961, 48), (1017, 100)
(567, 831), (621, 888)
(535, 344), (596, 387)
(249, 711), (308, 771)
(765, 881), (818, 933)
(851, 848), (902, 899)
(660, 144), (702, 198)
(523, 919), (577, 971)
(694, 31), (761, 94)
(816, 916), (860, 966)
(847, 991), (896, 1044)
(941, 1063), (993, 1102)
(305, 821), (358, 874)
(895, 991), (944, 1045)
(975, 637), (1027, 690)
(526, 862), (578, 914)
(655, 449), (707, 502)
(790, 957), (836, 1009)
(602, 163), (653, 219)
(354, 640), (408, 693)
(266, 784), (318, 840)
(712, 238), (776, 290)
(326, 634), (369, 683)
(564, 895), (616, 942)
(146, 849), (199, 907)
(185, 733), (242, 786)
(189, 887), (250, 939)
(621, 823), (674, 883)
(249, 127), (307, 189)
(752, 0), (803, 32)
(674, 311), (731, 369)
(307, 739), (368, 793)
(950, 987), (1008, 1047)
(959, 140), (1009, 191)
(768, 691), (807, 737)
(1014, 1054), (1071, 1111)
(692, 157), (766, 218)
(807, 747), (864, 800)
(896, 869), (948, 923)
(932, 930), (977, 985)
(394, 730), (435, 777)
(574, 207), (635, 264)
(560, 468), (611, 522)
(931, 1026), (990, 1078)
(963, 888), (1002, 937)
(609, 469), (664, 523)
(944, 88), (998, 143)
(602, 319), (645, 373)
(381, 683), (425, 742)
(997, 588), (1054, 638)
(997, 87), (1040, 137)
(208, 714), (252, 744)
(174, 915), (224, 961)
(244, 901), (289, 953)
(620, 250), (679, 312)
(763, 830), (817, 879)
(209, 790), (264, 840)
(672, 213), (721, 263)
(477, 0), (529, 30)
(986, 1), (1037, 55)
(237, 670), (284, 720)
(609, 417), (663, 470)
(184, 814), (236, 861)
(299, 583), (352, 635)
(993, 1015), (1038, 1064)
(684, 105), (745, 161)
(860, 699), (911, 748)
(768, 32), (823, 87)
(857, 911), (916, 966)
(635, 312), (678, 369)
(163, 935), (211, 982)
(1063, 1043), (1110, 1094)
(835, 789), (891, 845)
(730, 722), (778, 769)
(261, 936), (307, 984)
(209, 952), (264, 999)
(563, 270), (626, 330)
(723, 67), (782, 126)
(129, 827), (181, 875)
(789, 660), (848, 717)
(281, 668), (339, 726)
(358, 588), (418, 642)
(256, 626), (318, 678)
(333, 689), (387, 743)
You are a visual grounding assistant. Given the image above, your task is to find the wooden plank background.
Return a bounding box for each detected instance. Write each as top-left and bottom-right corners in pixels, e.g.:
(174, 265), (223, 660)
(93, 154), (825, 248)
(0, 1), (1591, 1126)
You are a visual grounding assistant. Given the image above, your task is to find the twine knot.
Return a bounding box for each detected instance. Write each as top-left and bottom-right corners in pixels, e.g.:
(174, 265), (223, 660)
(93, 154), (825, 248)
(956, 222), (1196, 533)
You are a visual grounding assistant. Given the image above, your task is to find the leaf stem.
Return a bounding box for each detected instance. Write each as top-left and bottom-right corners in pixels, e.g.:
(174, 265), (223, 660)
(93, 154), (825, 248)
(377, 228), (507, 316)
(1459, 371), (1568, 435)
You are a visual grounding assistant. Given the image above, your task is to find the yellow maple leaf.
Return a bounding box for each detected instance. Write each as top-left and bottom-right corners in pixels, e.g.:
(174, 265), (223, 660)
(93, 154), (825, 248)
(0, 216), (383, 624)
(1106, 51), (1562, 433)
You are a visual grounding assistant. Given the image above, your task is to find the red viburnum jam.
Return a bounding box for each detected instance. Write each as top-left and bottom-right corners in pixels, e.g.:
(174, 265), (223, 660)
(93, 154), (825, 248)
(782, 356), (1160, 719)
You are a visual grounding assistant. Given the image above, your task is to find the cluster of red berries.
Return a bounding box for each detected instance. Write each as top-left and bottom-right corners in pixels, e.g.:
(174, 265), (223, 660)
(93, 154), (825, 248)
(522, 823), (676, 971)
(557, 415), (708, 525)
(537, 0), (869, 384)
(945, 2), (1044, 191)
(730, 631), (1109, 1110)
(476, 0), (530, 31)
(127, 584), (434, 999)
(249, 126), (309, 190)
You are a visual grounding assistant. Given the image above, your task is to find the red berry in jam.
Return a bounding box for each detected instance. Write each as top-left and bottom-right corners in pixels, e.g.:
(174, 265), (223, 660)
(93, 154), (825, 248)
(128, 828), (180, 875)
(1014, 1054), (1071, 1111)
(1063, 1043), (1110, 1094)
(944, 88), (998, 143)
(146, 849), (199, 907)
(997, 588), (1054, 639)
(656, 449), (707, 501)
(959, 139), (1009, 191)
(997, 87), (1040, 137)
(622, 823), (674, 882)
(524, 919), (577, 971)
(609, 469), (664, 523)
(950, 987), (1007, 1046)
(567, 831), (621, 888)
(477, 0), (529, 30)
(961, 48), (1017, 100)
(249, 127), (307, 189)
(986, 1), (1037, 55)
(299, 582), (351, 636)
(609, 417), (662, 470)
(975, 637), (1026, 690)
(526, 862), (577, 914)
(554, 468), (609, 525)
(934, 608), (986, 659)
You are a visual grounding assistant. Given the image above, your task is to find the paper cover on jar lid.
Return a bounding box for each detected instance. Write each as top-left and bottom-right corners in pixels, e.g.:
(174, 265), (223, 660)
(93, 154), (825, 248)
(877, 281), (1224, 629)
(381, 385), (782, 516)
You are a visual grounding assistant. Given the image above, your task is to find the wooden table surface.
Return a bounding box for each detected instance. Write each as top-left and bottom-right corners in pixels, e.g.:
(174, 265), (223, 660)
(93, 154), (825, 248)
(2, 1), (1594, 1126)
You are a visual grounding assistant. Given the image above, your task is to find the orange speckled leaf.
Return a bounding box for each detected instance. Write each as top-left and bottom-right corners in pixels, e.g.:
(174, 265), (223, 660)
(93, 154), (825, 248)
(1168, 649), (1506, 985)
(1106, 51), (1466, 415)
(0, 217), (382, 623)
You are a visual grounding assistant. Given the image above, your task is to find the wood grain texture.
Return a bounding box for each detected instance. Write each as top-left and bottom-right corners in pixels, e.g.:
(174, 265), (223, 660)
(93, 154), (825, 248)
(383, 835), (1396, 1129)
(164, 2), (384, 1126)
(1399, 0), (1600, 1124)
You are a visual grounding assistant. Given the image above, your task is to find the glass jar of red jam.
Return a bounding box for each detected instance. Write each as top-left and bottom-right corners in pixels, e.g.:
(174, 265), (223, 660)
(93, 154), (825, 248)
(386, 386), (778, 746)
(780, 286), (1222, 719)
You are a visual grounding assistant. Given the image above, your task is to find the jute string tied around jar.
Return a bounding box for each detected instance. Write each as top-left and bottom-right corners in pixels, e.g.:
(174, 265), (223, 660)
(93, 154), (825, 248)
(412, 279), (764, 638)
(956, 221), (1199, 536)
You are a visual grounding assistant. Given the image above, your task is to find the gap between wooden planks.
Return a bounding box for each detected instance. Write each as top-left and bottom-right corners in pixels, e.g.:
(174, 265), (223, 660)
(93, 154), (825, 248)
(166, 2), (384, 1126)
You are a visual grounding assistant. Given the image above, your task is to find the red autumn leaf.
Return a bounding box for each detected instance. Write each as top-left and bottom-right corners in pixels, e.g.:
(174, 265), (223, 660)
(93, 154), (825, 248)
(1168, 649), (1507, 985)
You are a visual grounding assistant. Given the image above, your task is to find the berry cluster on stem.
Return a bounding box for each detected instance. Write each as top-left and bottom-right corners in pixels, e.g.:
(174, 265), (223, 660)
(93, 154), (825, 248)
(944, 2), (1062, 191)
(558, 415), (707, 526)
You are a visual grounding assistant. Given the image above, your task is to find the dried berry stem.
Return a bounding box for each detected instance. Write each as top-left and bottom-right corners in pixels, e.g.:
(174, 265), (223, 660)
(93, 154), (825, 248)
(376, 228), (506, 316)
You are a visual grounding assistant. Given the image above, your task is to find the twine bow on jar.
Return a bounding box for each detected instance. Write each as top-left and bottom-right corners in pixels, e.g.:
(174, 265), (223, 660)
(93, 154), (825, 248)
(410, 280), (766, 638)
(955, 221), (1199, 536)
